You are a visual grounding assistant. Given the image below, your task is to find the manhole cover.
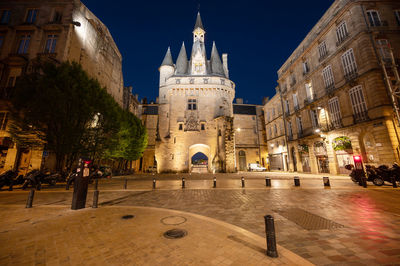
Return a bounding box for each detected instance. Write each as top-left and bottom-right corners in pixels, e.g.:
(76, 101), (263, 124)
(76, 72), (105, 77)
(163, 229), (187, 239)
(161, 216), (187, 225)
(274, 208), (344, 230)
(121, 215), (135, 220)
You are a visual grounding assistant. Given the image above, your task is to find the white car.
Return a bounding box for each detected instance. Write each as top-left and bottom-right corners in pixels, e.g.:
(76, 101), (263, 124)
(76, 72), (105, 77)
(248, 163), (267, 172)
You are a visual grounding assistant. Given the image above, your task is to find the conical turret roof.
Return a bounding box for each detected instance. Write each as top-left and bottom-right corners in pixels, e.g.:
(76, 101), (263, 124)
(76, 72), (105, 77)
(194, 12), (204, 30)
(210, 41), (224, 76)
(175, 42), (188, 74)
(161, 47), (174, 67)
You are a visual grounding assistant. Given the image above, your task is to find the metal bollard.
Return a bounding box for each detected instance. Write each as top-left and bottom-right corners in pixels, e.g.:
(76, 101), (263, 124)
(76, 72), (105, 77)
(213, 177), (216, 188)
(391, 177), (397, 188)
(94, 179), (98, 191)
(264, 215), (278, 258)
(265, 177), (271, 187)
(294, 176), (300, 186)
(153, 178), (156, 189)
(241, 177), (245, 188)
(124, 178), (128, 189)
(25, 189), (35, 208)
(182, 178), (185, 188)
(92, 190), (99, 208)
(323, 176), (330, 187)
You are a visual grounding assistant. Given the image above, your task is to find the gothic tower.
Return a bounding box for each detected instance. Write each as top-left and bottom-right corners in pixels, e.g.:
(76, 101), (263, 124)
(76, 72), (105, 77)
(156, 12), (236, 173)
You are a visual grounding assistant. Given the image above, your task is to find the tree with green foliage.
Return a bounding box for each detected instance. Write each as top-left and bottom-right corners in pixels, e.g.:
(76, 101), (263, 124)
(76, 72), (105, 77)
(9, 61), (147, 172)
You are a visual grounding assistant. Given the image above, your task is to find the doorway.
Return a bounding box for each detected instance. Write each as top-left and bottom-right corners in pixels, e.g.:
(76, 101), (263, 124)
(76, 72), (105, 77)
(238, 150), (246, 171)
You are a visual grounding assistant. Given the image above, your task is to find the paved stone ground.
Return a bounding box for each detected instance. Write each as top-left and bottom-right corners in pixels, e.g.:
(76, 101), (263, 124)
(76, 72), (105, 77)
(0, 206), (309, 265)
(1, 174), (400, 265)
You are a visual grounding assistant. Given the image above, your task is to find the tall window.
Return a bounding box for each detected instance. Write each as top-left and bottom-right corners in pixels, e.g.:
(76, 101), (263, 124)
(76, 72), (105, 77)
(52, 11), (62, 23)
(0, 112), (8, 131)
(0, 35), (4, 50)
(292, 93), (299, 109)
(17, 34), (30, 54)
(284, 99), (290, 114)
(349, 85), (368, 121)
(336, 21), (348, 44)
(322, 65), (335, 88)
(26, 9), (38, 23)
(296, 117), (303, 135)
(366, 10), (381, 26)
(376, 39), (391, 61)
(395, 10), (400, 26)
(305, 82), (313, 100)
(287, 121), (293, 137)
(266, 111), (270, 122)
(272, 107), (275, 117)
(341, 48), (357, 77)
(44, 34), (58, 53)
(187, 99), (197, 110)
(302, 61), (310, 74)
(274, 124), (278, 135)
(310, 109), (319, 128)
(318, 41), (328, 59)
(328, 97), (342, 128)
(268, 127), (272, 139)
(0, 10), (10, 24)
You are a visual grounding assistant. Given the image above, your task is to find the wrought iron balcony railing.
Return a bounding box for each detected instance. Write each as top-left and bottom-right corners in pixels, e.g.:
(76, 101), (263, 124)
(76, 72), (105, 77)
(325, 83), (336, 94)
(344, 70), (358, 82)
(304, 94), (317, 106)
(353, 111), (369, 124)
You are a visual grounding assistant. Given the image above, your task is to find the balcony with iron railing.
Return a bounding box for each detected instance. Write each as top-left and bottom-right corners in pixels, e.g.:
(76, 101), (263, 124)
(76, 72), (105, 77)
(304, 94), (317, 106)
(328, 120), (344, 130)
(353, 111), (369, 124)
(370, 20), (388, 27)
(325, 83), (336, 94)
(290, 78), (297, 87)
(318, 52), (329, 62)
(294, 104), (300, 112)
(297, 127), (315, 139)
(344, 70), (358, 82)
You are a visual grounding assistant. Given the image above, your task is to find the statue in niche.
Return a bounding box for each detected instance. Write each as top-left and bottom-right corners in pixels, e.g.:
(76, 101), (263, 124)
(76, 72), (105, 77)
(185, 114), (198, 131)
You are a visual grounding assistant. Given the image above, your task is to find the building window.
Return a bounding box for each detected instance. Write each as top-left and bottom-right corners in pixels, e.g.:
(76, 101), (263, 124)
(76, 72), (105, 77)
(318, 41), (328, 59)
(349, 85), (368, 121)
(187, 99), (197, 110)
(0, 112), (8, 131)
(341, 48), (357, 77)
(274, 124), (277, 135)
(0, 35), (4, 50)
(310, 109), (319, 128)
(292, 93), (299, 109)
(176, 79), (180, 84)
(178, 124), (183, 130)
(272, 107), (275, 117)
(287, 121), (293, 137)
(395, 10), (400, 26)
(203, 78), (208, 84)
(25, 9), (38, 24)
(305, 82), (314, 101)
(201, 124), (205, 130)
(328, 97), (342, 128)
(302, 61), (310, 74)
(52, 11), (62, 23)
(336, 21), (348, 44)
(376, 39), (391, 61)
(220, 79), (225, 85)
(322, 65), (335, 89)
(0, 10), (10, 24)
(44, 34), (58, 53)
(17, 34), (30, 54)
(296, 116), (303, 135)
(284, 99), (290, 114)
(268, 127), (272, 138)
(366, 10), (381, 26)
(266, 111), (270, 122)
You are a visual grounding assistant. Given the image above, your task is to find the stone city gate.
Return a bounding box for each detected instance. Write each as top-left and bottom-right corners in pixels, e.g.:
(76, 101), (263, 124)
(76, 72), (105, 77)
(188, 144), (210, 173)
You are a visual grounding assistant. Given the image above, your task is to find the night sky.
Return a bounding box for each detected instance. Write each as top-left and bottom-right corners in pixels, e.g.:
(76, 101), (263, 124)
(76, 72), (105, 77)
(82, 0), (334, 105)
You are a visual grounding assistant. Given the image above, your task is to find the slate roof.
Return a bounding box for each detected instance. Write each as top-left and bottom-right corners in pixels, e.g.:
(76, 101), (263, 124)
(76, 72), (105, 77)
(161, 47), (174, 66)
(233, 104), (257, 115)
(194, 12), (204, 30)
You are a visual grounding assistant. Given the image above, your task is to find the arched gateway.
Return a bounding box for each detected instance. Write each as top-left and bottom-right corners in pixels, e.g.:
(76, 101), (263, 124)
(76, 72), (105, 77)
(189, 144), (210, 173)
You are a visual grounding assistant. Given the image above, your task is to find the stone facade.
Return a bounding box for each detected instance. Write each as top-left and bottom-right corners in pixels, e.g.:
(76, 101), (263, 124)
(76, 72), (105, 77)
(137, 13), (267, 173)
(276, 0), (400, 174)
(0, 0), (124, 173)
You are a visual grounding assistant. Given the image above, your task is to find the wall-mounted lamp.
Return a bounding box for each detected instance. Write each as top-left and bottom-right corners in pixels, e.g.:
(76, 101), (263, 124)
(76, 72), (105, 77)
(71, 21), (81, 27)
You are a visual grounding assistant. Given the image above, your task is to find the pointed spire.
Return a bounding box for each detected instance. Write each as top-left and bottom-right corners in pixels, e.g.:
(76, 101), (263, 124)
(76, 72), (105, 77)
(176, 42), (188, 74)
(194, 12), (204, 30)
(210, 41), (224, 76)
(161, 47), (174, 67)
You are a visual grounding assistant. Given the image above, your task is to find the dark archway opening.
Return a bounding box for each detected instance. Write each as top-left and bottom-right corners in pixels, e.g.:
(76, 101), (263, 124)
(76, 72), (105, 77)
(191, 152), (208, 173)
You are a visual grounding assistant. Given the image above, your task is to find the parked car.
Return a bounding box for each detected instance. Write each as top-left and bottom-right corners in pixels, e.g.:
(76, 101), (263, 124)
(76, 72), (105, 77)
(248, 163), (267, 172)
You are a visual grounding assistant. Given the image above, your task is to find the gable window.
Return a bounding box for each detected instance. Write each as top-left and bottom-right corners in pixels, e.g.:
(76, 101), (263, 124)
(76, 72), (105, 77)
(395, 10), (400, 26)
(366, 10), (381, 26)
(187, 99), (197, 110)
(44, 34), (58, 53)
(318, 41), (328, 60)
(341, 48), (357, 78)
(0, 112), (9, 131)
(17, 34), (30, 54)
(322, 65), (335, 90)
(336, 21), (349, 45)
(328, 97), (342, 128)
(349, 85), (368, 122)
(0, 10), (10, 24)
(26, 9), (38, 24)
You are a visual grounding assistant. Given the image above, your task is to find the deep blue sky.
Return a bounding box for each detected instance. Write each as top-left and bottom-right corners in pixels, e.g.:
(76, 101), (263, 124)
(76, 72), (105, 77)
(82, 0), (334, 105)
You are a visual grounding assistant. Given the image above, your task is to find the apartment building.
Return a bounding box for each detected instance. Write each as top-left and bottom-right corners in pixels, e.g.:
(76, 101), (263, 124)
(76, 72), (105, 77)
(0, 0), (124, 173)
(277, 0), (400, 174)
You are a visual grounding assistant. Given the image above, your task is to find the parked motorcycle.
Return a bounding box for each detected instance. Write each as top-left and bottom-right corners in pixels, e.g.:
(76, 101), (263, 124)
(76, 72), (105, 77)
(22, 170), (58, 190)
(347, 164), (400, 186)
(0, 170), (19, 190)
